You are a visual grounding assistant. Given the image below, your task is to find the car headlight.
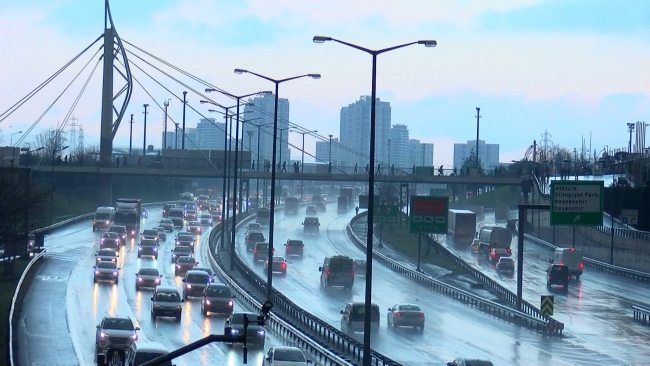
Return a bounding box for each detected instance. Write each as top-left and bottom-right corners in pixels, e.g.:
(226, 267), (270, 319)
(113, 271), (118, 276)
(111, 258), (115, 262)
(228, 300), (233, 306)
(155, 278), (160, 283)
(105, 220), (109, 224)
(257, 329), (265, 336)
(138, 277), (143, 282)
(186, 284), (191, 289)
(95, 270), (100, 275)
(205, 300), (211, 305)
(138, 247), (142, 251)
(100, 332), (108, 338)
(130, 334), (138, 340)
(230, 329), (239, 335)
(177, 265), (181, 268)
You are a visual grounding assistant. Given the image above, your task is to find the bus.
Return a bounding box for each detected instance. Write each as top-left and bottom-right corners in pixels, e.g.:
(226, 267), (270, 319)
(448, 209), (476, 243)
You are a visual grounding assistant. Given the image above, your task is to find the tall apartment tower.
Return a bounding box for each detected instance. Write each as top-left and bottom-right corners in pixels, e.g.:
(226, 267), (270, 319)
(339, 96), (391, 167)
(636, 121), (647, 153)
(241, 93), (290, 164)
(195, 118), (227, 150)
(389, 124), (409, 167)
(407, 139), (434, 166)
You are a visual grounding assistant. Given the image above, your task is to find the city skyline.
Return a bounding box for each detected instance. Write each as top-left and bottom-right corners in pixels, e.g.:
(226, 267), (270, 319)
(2, 1), (649, 167)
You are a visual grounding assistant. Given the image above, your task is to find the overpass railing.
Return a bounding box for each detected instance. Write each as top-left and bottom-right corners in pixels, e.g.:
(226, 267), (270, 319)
(632, 305), (650, 324)
(207, 216), (354, 366)
(348, 213), (560, 335)
(212, 206), (402, 366)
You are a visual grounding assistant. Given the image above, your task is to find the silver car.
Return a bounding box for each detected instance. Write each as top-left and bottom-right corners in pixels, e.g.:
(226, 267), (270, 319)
(96, 248), (119, 263)
(135, 268), (163, 290)
(155, 227), (167, 241)
(93, 261), (120, 284)
(95, 316), (140, 358)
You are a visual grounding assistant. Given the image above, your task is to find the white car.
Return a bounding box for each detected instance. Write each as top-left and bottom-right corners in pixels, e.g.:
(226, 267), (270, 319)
(264, 346), (312, 366)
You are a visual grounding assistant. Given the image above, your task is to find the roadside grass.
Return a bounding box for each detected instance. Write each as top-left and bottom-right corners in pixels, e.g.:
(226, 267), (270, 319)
(380, 224), (469, 276)
(451, 186), (521, 208)
(0, 258), (31, 360)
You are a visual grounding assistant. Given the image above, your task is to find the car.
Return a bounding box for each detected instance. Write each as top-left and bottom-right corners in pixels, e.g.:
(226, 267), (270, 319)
(100, 232), (121, 249)
(315, 201), (326, 212)
(246, 222), (262, 234)
(162, 203), (176, 218)
(126, 341), (172, 366)
(447, 358), (494, 366)
(175, 256), (198, 276)
(211, 211), (223, 223)
(108, 225), (128, 242)
(496, 257), (515, 272)
(176, 233), (195, 252)
(141, 229), (159, 243)
(96, 248), (119, 263)
(186, 221), (202, 234)
(253, 242), (273, 262)
(198, 213), (213, 226)
(171, 246), (192, 263)
(185, 210), (198, 220)
(264, 346), (312, 366)
(151, 286), (184, 322)
(224, 312), (265, 347)
(264, 256), (287, 276)
(340, 302), (379, 334)
(285, 239), (304, 257)
(305, 205), (317, 216)
(93, 261), (120, 284)
(155, 227), (167, 241)
(353, 259), (366, 275)
(547, 264), (570, 291)
(470, 238), (480, 251)
(95, 316), (140, 360)
(201, 283), (234, 316)
(193, 267), (215, 282)
(138, 239), (159, 259)
(158, 219), (174, 232)
(302, 217), (320, 234)
(182, 270), (211, 299)
(246, 231), (266, 251)
(387, 304), (425, 331)
(135, 268), (162, 290)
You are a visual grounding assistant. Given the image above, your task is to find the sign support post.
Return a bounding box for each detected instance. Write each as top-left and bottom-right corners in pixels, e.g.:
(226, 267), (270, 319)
(416, 233), (422, 272)
(517, 204), (550, 312)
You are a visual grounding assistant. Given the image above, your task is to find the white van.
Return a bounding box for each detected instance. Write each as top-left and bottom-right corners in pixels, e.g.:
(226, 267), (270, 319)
(552, 248), (584, 280)
(93, 207), (116, 231)
(126, 341), (173, 366)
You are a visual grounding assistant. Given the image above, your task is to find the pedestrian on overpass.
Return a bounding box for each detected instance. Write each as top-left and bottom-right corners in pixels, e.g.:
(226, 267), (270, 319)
(365, 164), (369, 174)
(376, 164), (381, 174)
(328, 162), (332, 174)
(354, 163), (358, 174)
(282, 161), (287, 172)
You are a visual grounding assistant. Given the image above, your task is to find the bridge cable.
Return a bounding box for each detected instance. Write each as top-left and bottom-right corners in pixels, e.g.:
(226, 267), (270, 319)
(0, 35), (103, 124)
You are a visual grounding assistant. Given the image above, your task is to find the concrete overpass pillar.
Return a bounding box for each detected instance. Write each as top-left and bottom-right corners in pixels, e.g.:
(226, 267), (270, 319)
(99, 27), (115, 167)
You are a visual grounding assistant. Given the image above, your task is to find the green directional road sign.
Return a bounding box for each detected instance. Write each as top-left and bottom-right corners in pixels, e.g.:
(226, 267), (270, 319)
(415, 166), (434, 177)
(372, 205), (399, 223)
(430, 188), (451, 197)
(359, 194), (380, 209)
(410, 196), (449, 234)
(541, 295), (554, 316)
(550, 180), (604, 226)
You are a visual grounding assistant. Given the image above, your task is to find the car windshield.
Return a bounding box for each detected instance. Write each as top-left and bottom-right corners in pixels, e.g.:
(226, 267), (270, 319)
(272, 257), (285, 262)
(256, 244), (269, 251)
(139, 268), (159, 276)
(174, 247), (191, 254)
(398, 305), (421, 311)
(141, 239), (157, 246)
(98, 249), (115, 256)
(102, 318), (134, 331)
(287, 240), (303, 246)
(178, 257), (196, 264)
(97, 262), (117, 269)
(200, 214), (211, 219)
(206, 286), (231, 297)
(350, 306), (380, 321)
(274, 350), (306, 362)
(103, 232), (118, 239)
(230, 313), (255, 324)
(187, 273), (209, 283)
(109, 226), (126, 233)
(305, 219), (318, 224)
(551, 266), (568, 273)
(95, 212), (111, 219)
(133, 352), (172, 366)
(500, 258), (514, 263)
(143, 230), (157, 235)
(160, 219), (172, 224)
(155, 292), (180, 302)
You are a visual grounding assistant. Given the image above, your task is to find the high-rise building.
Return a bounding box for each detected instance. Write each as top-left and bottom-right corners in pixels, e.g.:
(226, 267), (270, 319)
(241, 93), (290, 165)
(407, 139), (434, 167)
(635, 121), (648, 153)
(315, 137), (341, 165)
(196, 118), (227, 150)
(389, 124), (409, 167)
(453, 140), (499, 170)
(339, 96), (391, 167)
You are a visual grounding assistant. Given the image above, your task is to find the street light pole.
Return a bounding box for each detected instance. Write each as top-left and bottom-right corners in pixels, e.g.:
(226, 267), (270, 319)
(129, 114), (134, 156)
(235, 69), (320, 303)
(291, 129), (318, 199)
(627, 122), (636, 153)
(142, 104), (149, 156)
(475, 107), (481, 169)
(50, 145), (69, 225)
(313, 35), (435, 366)
(329, 134), (333, 172)
(182, 91), (187, 149)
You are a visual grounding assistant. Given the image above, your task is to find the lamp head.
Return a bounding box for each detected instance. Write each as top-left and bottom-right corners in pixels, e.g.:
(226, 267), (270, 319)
(234, 69), (247, 74)
(200, 100), (209, 104)
(143, 104), (149, 108)
(205, 88), (216, 92)
(245, 103), (255, 107)
(260, 91), (273, 95)
(313, 36), (332, 43)
(62, 146), (69, 150)
(417, 40), (437, 48)
(208, 109), (217, 113)
(308, 74), (321, 80)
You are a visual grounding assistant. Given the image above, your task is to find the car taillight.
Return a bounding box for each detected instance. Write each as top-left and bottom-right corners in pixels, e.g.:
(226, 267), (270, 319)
(281, 263), (286, 268)
(286, 246), (290, 250)
(420, 313), (425, 318)
(506, 248), (511, 253)
(567, 276), (570, 280)
(351, 271), (355, 276)
(254, 249), (258, 254)
(326, 269), (330, 274)
(570, 247), (575, 251)
(580, 263), (584, 268)
(560, 262), (564, 266)
(395, 312), (401, 317)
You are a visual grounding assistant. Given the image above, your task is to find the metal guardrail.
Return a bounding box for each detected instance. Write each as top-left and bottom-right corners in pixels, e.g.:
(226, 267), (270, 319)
(9, 249), (46, 366)
(207, 216), (354, 366)
(524, 234), (650, 282)
(212, 206), (402, 366)
(632, 305), (650, 324)
(347, 214), (557, 335)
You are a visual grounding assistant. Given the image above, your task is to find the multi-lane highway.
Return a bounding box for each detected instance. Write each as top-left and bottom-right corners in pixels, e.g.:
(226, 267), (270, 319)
(17, 208), (283, 366)
(438, 211), (650, 364)
(235, 205), (623, 365)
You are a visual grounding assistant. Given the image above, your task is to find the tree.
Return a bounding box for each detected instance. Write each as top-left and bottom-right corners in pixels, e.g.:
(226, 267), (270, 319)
(33, 128), (68, 159)
(376, 182), (399, 205)
(461, 151), (483, 176)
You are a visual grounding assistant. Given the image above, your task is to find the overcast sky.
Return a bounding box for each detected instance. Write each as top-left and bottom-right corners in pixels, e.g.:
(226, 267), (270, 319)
(1, 0), (649, 166)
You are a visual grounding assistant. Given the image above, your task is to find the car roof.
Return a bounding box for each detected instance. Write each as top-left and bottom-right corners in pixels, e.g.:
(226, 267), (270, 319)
(186, 270), (208, 276)
(347, 302), (379, 307)
(271, 346), (304, 352)
(103, 315), (132, 321)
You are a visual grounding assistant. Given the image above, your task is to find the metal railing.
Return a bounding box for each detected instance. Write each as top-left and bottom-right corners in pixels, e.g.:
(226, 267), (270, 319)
(524, 234), (650, 282)
(348, 213), (560, 335)
(207, 217), (354, 366)
(212, 206), (402, 365)
(8, 249), (46, 366)
(632, 305), (650, 324)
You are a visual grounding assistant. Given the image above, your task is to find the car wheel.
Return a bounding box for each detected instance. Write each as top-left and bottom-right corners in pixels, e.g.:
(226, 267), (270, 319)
(202, 306), (207, 316)
(392, 320), (398, 329)
(137, 253), (141, 258)
(419, 324), (425, 332)
(546, 282), (551, 290)
(93, 278), (98, 283)
(175, 313), (182, 322)
(114, 279), (119, 285)
(575, 274), (581, 281)
(151, 310), (156, 320)
(154, 254), (158, 260)
(135, 285), (139, 291)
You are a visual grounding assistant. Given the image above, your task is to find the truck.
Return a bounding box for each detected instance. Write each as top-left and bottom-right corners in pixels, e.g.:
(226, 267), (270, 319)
(478, 226), (513, 263)
(339, 187), (354, 203)
(114, 198), (142, 237)
(552, 247), (584, 279)
(447, 209), (477, 243)
(495, 206), (510, 222)
(285, 196), (299, 214)
(337, 196), (349, 213)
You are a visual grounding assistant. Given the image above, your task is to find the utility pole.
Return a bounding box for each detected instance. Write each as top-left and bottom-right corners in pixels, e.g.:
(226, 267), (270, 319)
(627, 122), (636, 154)
(475, 107), (481, 169)
(163, 99), (170, 149)
(142, 104), (149, 156)
(129, 114), (134, 156)
(182, 91), (187, 149)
